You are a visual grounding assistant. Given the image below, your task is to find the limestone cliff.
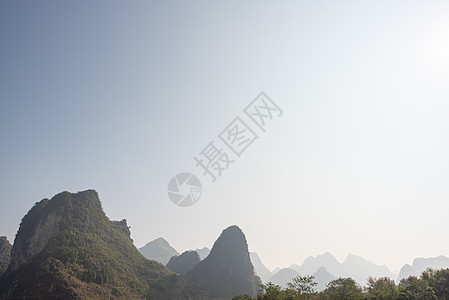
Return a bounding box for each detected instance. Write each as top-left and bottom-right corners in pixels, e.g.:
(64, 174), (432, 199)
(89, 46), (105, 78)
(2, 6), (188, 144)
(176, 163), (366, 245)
(182, 225), (261, 299)
(0, 190), (172, 299)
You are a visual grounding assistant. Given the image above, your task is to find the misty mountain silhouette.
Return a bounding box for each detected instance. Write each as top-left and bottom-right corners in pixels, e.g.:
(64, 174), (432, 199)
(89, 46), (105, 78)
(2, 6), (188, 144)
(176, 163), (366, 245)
(267, 266), (334, 290)
(268, 268), (299, 286)
(250, 252), (273, 282)
(290, 252), (394, 285)
(397, 255), (449, 282)
(292, 252), (342, 277)
(343, 253), (393, 285)
(138, 237), (179, 265)
(314, 267), (336, 291)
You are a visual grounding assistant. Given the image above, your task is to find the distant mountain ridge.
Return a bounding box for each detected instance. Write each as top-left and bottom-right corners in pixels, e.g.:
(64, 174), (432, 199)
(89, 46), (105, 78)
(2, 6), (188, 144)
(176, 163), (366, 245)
(268, 268), (299, 286)
(138, 237), (179, 265)
(267, 266), (335, 291)
(289, 252), (394, 286)
(343, 253), (393, 285)
(292, 252), (342, 277)
(314, 267), (335, 291)
(397, 255), (449, 282)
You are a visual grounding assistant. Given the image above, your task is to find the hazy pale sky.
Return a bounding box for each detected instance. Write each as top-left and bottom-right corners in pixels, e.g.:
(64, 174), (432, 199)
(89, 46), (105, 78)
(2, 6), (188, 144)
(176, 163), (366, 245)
(1, 1), (448, 273)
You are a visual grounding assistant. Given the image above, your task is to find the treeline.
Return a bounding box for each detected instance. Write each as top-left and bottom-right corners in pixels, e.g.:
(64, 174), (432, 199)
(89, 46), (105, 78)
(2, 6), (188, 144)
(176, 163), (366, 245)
(233, 268), (449, 300)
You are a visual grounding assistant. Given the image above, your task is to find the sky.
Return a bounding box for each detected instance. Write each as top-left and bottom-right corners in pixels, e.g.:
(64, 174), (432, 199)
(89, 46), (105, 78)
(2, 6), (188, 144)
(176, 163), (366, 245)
(1, 1), (449, 273)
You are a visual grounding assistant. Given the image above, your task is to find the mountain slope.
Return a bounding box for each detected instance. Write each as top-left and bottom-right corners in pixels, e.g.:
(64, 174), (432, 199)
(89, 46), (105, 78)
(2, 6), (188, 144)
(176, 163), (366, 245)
(138, 237), (179, 265)
(181, 226), (261, 299)
(166, 250), (200, 274)
(0, 237), (11, 276)
(250, 252), (272, 282)
(0, 190), (174, 299)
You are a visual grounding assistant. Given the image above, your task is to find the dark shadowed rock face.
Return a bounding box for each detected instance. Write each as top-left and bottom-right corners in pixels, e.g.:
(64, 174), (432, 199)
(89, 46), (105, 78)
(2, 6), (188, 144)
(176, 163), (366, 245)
(183, 225), (261, 299)
(0, 236), (11, 275)
(167, 250), (200, 274)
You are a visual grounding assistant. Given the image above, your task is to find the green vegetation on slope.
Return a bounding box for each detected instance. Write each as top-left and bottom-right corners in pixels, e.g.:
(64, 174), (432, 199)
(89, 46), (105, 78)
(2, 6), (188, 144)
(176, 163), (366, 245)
(0, 190), (175, 299)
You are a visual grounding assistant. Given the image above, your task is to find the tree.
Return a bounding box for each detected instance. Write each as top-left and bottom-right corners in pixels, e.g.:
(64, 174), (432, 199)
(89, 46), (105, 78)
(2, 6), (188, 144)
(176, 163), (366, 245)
(398, 276), (436, 299)
(365, 277), (399, 299)
(257, 282), (284, 300)
(422, 268), (449, 300)
(321, 277), (364, 300)
(287, 275), (318, 296)
(256, 282), (304, 300)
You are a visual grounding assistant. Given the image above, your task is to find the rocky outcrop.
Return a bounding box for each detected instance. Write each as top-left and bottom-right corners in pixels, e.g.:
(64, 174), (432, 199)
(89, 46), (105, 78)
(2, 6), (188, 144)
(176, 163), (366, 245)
(0, 236), (11, 275)
(183, 225), (261, 299)
(8, 198), (64, 271)
(167, 250), (200, 274)
(0, 190), (173, 299)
